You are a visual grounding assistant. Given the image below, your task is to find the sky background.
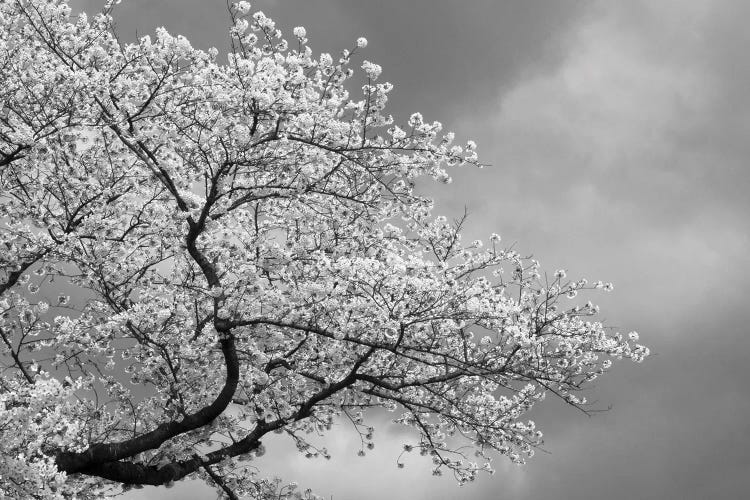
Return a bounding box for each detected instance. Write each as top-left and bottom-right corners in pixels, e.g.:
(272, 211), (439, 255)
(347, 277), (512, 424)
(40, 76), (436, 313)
(68, 1), (750, 499)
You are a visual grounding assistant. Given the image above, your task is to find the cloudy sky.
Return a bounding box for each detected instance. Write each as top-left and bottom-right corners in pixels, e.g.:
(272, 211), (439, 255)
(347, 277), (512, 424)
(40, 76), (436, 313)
(68, 1), (750, 499)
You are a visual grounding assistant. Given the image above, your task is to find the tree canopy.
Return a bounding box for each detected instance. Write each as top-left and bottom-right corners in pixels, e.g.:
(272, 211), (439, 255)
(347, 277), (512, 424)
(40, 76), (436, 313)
(0, 1), (648, 498)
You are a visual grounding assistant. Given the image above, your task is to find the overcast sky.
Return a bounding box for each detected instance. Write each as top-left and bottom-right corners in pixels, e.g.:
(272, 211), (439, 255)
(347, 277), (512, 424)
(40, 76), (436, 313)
(68, 1), (750, 499)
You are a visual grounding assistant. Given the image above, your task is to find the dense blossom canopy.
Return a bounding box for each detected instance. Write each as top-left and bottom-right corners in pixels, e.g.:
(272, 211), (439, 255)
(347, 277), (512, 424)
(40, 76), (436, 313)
(0, 1), (648, 498)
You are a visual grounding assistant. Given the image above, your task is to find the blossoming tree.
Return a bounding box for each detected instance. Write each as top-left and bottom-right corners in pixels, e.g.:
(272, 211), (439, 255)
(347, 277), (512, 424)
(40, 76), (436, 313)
(0, 0), (649, 498)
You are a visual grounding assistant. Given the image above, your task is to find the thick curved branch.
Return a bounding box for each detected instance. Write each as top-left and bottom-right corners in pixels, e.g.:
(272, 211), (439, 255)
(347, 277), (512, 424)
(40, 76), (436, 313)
(69, 347), (375, 485)
(56, 133), (242, 474)
(56, 333), (239, 473)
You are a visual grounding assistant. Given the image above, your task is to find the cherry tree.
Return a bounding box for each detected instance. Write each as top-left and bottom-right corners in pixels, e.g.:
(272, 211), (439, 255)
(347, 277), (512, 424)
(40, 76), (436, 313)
(0, 0), (649, 498)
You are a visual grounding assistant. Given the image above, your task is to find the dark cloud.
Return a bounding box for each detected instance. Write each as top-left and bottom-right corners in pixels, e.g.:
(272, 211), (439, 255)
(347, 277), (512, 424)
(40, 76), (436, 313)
(73, 0), (588, 122)
(318, 0), (589, 120)
(65, 1), (750, 499)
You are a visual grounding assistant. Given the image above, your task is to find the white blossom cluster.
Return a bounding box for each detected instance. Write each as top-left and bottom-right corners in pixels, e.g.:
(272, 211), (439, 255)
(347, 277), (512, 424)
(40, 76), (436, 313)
(0, 0), (647, 498)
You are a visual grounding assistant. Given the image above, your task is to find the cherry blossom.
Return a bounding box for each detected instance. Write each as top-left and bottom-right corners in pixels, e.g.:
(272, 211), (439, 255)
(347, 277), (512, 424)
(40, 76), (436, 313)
(0, 1), (648, 498)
